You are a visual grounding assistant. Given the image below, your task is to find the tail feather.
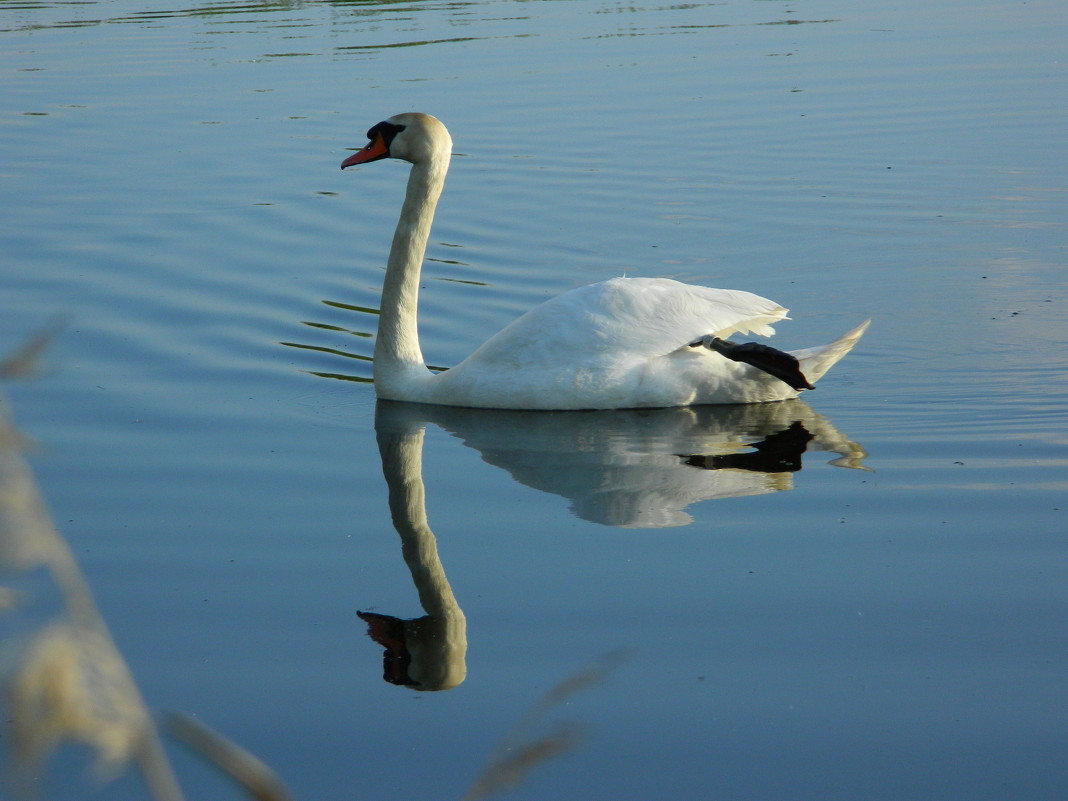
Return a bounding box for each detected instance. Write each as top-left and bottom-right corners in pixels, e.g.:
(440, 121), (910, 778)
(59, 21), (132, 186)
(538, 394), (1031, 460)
(792, 319), (871, 386)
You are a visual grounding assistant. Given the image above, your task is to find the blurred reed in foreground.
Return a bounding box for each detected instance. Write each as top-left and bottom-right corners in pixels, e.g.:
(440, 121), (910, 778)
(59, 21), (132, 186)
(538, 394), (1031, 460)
(1, 333), (616, 799)
(0, 335), (290, 801)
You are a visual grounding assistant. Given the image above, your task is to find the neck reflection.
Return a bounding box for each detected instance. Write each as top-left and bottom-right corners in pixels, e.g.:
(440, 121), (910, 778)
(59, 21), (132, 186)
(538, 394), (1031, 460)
(360, 400), (867, 690)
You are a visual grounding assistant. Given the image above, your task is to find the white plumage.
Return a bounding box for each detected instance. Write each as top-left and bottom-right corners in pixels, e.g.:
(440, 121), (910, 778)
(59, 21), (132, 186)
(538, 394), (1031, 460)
(341, 113), (868, 410)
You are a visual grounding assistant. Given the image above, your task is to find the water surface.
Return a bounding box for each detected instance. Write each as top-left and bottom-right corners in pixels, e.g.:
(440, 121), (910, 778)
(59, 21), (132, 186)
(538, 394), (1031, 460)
(1, 1), (1066, 799)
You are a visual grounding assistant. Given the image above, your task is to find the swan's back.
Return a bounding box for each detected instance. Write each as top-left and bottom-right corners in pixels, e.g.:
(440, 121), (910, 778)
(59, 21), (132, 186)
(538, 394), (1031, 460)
(461, 277), (785, 366)
(427, 277), (794, 409)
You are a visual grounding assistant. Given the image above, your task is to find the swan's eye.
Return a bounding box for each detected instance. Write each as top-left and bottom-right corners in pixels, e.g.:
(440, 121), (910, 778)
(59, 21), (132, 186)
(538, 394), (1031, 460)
(366, 121), (406, 148)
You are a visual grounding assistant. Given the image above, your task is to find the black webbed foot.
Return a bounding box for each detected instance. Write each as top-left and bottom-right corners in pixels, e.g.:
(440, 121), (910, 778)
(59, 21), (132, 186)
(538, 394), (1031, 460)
(690, 335), (814, 391)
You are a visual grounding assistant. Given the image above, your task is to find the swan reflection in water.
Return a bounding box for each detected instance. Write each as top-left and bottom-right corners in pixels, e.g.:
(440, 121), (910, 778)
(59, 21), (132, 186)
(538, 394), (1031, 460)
(360, 399), (867, 690)
(358, 408), (468, 692)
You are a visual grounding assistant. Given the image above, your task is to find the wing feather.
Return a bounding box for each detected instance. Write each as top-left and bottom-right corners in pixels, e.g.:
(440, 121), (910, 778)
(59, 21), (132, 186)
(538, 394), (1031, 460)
(458, 276), (788, 371)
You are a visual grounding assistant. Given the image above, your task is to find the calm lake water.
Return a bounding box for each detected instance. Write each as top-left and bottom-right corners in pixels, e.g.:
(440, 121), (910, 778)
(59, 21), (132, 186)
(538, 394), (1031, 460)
(2, 1), (1066, 799)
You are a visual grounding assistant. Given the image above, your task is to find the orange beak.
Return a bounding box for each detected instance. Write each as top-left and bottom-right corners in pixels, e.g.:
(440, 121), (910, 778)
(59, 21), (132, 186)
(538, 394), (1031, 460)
(341, 132), (390, 169)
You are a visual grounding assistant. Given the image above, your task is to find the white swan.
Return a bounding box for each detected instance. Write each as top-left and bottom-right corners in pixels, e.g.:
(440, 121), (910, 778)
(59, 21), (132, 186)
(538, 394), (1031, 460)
(341, 112), (868, 410)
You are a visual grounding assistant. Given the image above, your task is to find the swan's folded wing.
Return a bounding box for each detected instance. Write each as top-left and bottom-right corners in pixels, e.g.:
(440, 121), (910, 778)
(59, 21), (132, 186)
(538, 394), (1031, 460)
(459, 276), (788, 371)
(592, 277), (789, 351)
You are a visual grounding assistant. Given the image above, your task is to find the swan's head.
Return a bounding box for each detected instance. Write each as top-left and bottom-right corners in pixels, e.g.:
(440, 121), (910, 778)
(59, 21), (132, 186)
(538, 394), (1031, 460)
(341, 112), (452, 169)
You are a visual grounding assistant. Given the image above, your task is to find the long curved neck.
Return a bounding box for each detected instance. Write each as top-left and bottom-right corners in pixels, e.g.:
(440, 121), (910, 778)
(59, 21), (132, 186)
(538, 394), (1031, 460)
(374, 151), (450, 389)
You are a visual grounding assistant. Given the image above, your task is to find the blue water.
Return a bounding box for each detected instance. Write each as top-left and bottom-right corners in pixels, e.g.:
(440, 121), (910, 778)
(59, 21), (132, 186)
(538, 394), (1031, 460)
(2, 1), (1066, 799)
